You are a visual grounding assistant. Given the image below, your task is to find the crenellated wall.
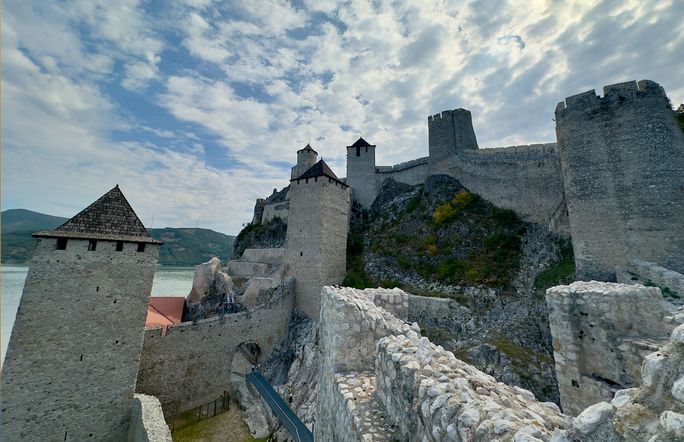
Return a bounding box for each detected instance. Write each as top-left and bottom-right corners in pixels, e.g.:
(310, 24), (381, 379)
(375, 156), (429, 187)
(555, 80), (684, 280)
(448, 143), (567, 229)
(428, 108), (479, 176)
(136, 279), (295, 416)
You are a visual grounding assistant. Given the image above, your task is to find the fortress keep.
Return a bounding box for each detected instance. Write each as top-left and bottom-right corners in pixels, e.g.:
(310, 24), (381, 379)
(1, 186), (163, 440)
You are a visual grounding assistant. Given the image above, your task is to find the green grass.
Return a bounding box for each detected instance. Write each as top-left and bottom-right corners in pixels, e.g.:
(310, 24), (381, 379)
(534, 239), (575, 289)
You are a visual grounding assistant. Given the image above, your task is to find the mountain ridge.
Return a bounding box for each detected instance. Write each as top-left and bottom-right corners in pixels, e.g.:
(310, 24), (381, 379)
(1, 209), (235, 266)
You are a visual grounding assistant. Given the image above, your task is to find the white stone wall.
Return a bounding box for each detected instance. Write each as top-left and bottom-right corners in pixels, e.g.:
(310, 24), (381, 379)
(261, 201), (289, 223)
(1, 237), (159, 441)
(127, 394), (172, 442)
(316, 286), (569, 441)
(546, 281), (677, 416)
(240, 248), (285, 264)
(136, 279), (295, 415)
(553, 323), (684, 441)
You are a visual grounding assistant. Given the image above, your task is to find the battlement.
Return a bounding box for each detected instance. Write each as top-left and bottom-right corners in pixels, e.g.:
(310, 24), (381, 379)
(455, 143), (558, 163)
(555, 79), (668, 117)
(376, 156), (429, 173)
(427, 108), (471, 122)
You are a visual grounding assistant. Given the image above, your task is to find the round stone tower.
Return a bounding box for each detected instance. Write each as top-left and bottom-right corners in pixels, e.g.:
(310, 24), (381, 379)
(291, 143), (319, 179)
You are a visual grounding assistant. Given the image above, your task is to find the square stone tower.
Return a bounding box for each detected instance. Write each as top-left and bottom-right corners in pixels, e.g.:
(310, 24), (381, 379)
(345, 137), (377, 209)
(285, 160), (350, 320)
(1, 185), (162, 441)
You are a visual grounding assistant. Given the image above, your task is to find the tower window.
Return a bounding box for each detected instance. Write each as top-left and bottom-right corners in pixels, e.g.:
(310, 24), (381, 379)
(88, 240), (97, 251)
(116, 241), (124, 251)
(356, 147), (360, 156)
(56, 238), (68, 250)
(137, 243), (146, 252)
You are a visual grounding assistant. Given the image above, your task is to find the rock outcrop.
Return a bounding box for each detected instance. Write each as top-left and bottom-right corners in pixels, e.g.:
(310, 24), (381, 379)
(183, 257), (236, 321)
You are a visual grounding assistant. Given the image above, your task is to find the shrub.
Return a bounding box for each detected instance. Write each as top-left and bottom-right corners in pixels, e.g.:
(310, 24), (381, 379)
(452, 190), (477, 209)
(406, 193), (422, 212)
(433, 202), (457, 224)
(397, 254), (410, 269)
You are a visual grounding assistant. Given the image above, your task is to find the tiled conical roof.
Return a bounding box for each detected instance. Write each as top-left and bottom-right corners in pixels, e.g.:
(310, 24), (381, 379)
(292, 159), (348, 187)
(348, 137), (375, 148)
(34, 185), (162, 243)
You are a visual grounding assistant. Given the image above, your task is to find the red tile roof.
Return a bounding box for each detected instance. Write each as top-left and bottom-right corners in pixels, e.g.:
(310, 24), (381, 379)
(146, 297), (185, 335)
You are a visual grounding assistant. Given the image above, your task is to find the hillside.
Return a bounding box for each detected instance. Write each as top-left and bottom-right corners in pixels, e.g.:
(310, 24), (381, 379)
(345, 175), (575, 403)
(1, 209), (235, 266)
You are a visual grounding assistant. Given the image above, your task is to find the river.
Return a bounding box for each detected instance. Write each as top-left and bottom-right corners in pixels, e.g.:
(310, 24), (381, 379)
(1, 265), (195, 367)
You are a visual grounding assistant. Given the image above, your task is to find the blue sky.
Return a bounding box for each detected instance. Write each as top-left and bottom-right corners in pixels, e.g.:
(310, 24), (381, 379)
(2, 0), (683, 235)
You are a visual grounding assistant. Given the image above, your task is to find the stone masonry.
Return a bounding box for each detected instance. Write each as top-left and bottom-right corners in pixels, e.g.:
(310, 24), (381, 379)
(316, 286), (570, 441)
(555, 80), (684, 280)
(1, 186), (161, 441)
(546, 281), (681, 416)
(284, 161), (350, 320)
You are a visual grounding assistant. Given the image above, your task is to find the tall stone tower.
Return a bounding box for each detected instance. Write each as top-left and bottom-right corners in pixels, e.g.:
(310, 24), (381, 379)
(345, 137), (377, 209)
(291, 143), (319, 179)
(555, 80), (684, 280)
(285, 160), (350, 320)
(428, 108), (479, 176)
(1, 185), (162, 441)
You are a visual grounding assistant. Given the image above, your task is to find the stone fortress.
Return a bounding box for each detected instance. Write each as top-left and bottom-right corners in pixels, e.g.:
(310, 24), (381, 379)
(2, 79), (683, 441)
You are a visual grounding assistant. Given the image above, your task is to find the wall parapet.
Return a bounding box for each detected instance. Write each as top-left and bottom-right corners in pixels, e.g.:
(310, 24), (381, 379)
(455, 143), (558, 163)
(555, 79), (667, 115)
(376, 157), (429, 173)
(137, 279), (295, 415)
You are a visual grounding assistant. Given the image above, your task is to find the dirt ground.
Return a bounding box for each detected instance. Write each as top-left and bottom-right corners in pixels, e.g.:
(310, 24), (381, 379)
(171, 402), (268, 442)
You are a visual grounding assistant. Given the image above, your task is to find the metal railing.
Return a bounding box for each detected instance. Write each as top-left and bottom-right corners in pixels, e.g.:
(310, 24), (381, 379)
(166, 391), (231, 432)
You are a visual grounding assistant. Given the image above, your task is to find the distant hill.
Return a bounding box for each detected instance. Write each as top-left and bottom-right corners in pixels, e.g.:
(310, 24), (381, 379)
(1, 209), (235, 266)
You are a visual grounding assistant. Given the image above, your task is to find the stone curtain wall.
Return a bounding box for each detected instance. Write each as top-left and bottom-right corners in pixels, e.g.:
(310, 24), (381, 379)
(136, 279), (295, 415)
(316, 286), (570, 441)
(375, 157), (429, 187)
(127, 394), (172, 442)
(428, 109), (479, 176)
(621, 259), (684, 297)
(555, 80), (684, 280)
(449, 143), (567, 231)
(553, 323), (684, 441)
(1, 238), (159, 441)
(546, 281), (679, 416)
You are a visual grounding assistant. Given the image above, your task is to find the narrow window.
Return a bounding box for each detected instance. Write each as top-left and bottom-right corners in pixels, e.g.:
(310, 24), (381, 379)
(88, 240), (97, 251)
(300, 251), (303, 256)
(356, 147), (360, 156)
(137, 243), (146, 252)
(365, 147), (368, 153)
(56, 238), (68, 250)
(315, 176), (318, 182)
(116, 241), (124, 251)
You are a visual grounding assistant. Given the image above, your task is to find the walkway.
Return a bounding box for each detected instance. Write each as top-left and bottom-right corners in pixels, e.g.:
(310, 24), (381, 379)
(246, 372), (314, 442)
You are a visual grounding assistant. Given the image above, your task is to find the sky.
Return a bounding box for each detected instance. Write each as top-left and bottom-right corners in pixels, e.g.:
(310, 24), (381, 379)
(2, 0), (683, 236)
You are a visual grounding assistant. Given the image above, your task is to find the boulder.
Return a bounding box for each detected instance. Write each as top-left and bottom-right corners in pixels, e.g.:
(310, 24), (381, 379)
(186, 257), (222, 306)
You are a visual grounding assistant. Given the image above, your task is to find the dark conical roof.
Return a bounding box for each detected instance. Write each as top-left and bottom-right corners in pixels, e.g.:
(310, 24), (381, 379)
(34, 185), (162, 243)
(348, 137), (375, 148)
(292, 159), (348, 187)
(298, 143), (318, 154)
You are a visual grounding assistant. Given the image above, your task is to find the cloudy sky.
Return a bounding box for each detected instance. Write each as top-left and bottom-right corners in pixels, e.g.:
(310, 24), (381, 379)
(2, 0), (683, 235)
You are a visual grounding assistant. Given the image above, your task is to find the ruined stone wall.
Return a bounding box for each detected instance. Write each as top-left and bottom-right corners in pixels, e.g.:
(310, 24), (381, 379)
(555, 80), (684, 280)
(346, 144), (377, 208)
(448, 143), (567, 231)
(261, 201), (289, 223)
(428, 108), (479, 176)
(619, 259), (684, 298)
(316, 286), (569, 441)
(546, 281), (679, 416)
(285, 177), (349, 320)
(1, 238), (159, 441)
(553, 323), (684, 441)
(136, 279), (295, 415)
(240, 248), (284, 265)
(127, 394), (172, 442)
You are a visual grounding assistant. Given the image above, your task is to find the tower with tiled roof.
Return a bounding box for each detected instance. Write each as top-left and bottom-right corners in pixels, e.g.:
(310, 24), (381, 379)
(346, 136), (377, 209)
(1, 185), (162, 441)
(285, 160), (350, 319)
(290, 143), (319, 179)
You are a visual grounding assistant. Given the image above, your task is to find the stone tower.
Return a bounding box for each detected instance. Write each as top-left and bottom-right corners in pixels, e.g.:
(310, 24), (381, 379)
(428, 108), (479, 176)
(345, 137), (377, 209)
(291, 143), (319, 179)
(1, 185), (162, 441)
(285, 160), (350, 320)
(555, 80), (684, 280)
